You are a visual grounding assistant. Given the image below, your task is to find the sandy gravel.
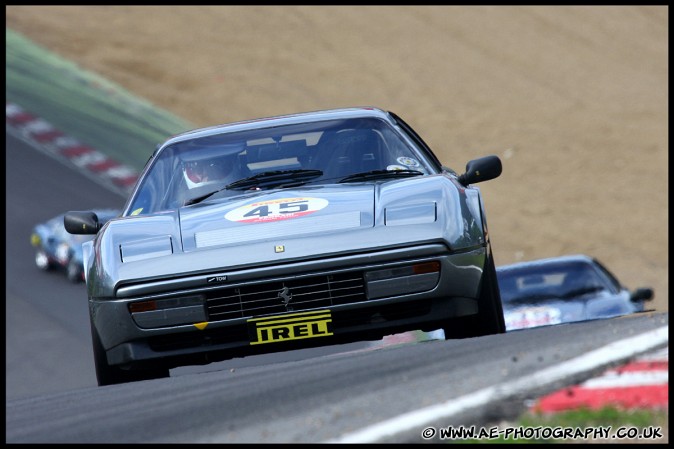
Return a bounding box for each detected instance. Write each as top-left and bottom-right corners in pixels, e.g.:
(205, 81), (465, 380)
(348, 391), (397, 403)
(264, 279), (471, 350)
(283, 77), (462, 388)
(6, 6), (668, 312)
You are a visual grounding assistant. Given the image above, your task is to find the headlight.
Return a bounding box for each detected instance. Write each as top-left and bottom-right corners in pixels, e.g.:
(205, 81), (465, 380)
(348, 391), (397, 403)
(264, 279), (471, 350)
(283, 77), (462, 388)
(385, 203), (436, 226)
(365, 261), (440, 299)
(129, 294), (207, 328)
(120, 235), (173, 263)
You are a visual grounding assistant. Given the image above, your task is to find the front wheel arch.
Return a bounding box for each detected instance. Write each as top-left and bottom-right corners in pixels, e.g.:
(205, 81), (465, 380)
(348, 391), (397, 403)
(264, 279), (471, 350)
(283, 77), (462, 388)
(90, 318), (169, 386)
(443, 249), (505, 339)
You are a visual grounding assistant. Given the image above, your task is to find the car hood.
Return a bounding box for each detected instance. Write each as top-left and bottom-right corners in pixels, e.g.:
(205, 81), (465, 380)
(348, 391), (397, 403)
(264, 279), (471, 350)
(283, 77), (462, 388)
(179, 185), (377, 251)
(102, 175), (486, 287)
(503, 291), (634, 330)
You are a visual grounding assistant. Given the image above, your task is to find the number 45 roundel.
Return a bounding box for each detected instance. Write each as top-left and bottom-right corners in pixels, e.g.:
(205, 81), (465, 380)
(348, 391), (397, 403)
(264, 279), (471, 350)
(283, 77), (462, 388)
(225, 197), (328, 223)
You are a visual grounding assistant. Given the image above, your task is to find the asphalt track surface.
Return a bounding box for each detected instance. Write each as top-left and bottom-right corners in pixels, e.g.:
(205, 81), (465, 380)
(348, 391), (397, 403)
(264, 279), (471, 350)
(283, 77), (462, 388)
(6, 130), (125, 397)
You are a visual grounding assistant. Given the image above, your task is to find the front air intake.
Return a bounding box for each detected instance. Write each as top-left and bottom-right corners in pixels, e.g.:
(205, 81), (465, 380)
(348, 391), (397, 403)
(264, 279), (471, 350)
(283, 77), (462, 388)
(206, 272), (366, 321)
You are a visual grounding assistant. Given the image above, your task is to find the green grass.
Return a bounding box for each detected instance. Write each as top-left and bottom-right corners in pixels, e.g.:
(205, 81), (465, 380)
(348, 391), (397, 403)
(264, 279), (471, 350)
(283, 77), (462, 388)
(521, 405), (668, 429)
(6, 28), (194, 170)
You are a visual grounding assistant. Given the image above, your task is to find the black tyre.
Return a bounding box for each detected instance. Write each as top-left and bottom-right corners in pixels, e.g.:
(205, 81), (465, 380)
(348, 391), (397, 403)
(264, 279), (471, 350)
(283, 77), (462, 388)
(66, 259), (83, 283)
(90, 318), (170, 386)
(443, 250), (505, 339)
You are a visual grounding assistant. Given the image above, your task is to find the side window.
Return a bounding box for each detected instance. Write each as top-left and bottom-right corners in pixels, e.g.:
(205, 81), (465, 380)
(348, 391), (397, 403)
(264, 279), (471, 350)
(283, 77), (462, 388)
(379, 126), (430, 173)
(592, 261), (622, 294)
(128, 151), (179, 215)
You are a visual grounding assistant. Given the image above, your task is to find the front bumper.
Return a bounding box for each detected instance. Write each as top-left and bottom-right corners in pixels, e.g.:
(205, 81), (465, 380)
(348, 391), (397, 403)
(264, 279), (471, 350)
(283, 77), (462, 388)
(91, 244), (486, 368)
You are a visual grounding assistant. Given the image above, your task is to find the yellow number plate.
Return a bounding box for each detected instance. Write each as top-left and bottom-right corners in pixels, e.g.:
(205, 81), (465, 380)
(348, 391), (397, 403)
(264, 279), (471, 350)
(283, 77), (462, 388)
(248, 310), (333, 345)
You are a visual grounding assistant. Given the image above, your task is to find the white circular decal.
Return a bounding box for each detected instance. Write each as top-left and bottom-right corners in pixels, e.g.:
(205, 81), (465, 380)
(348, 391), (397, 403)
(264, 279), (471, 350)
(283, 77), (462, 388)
(397, 157), (420, 167)
(225, 197), (328, 223)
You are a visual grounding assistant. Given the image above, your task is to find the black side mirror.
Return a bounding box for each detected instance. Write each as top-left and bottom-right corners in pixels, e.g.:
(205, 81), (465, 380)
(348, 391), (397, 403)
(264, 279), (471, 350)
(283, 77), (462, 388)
(64, 211), (101, 235)
(630, 287), (654, 302)
(458, 155), (502, 186)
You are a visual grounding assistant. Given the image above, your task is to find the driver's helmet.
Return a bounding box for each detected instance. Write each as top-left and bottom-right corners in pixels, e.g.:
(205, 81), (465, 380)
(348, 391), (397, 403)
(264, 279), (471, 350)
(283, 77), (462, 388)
(183, 155), (235, 190)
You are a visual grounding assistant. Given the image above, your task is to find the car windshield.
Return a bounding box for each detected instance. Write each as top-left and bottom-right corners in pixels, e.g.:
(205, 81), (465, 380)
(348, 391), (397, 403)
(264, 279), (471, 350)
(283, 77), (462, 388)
(126, 117), (433, 215)
(497, 262), (607, 304)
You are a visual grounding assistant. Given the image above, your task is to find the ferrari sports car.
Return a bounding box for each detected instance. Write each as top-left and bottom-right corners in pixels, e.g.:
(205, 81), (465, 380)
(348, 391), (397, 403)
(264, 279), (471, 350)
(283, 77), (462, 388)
(65, 107), (505, 386)
(30, 209), (120, 283)
(496, 254), (654, 331)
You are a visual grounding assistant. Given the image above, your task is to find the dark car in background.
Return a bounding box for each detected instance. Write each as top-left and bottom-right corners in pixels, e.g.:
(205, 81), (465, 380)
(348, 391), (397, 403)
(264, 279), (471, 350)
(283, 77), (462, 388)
(65, 107), (506, 386)
(496, 254), (654, 331)
(31, 209), (120, 283)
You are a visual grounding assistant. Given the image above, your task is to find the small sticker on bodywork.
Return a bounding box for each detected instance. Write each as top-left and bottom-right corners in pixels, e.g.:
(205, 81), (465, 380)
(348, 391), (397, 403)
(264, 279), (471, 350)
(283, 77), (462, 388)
(396, 157), (420, 167)
(225, 197), (328, 223)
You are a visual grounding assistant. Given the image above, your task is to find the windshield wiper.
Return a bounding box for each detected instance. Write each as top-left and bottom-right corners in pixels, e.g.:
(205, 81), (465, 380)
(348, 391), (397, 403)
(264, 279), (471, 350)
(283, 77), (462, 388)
(561, 286), (605, 299)
(183, 169), (324, 206)
(338, 169), (424, 183)
(505, 286), (606, 305)
(505, 293), (563, 304)
(183, 186), (227, 206)
(226, 169), (324, 191)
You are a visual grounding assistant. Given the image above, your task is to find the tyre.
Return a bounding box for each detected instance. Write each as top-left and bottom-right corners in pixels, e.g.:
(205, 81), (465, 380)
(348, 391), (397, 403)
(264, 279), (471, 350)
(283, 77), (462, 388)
(443, 249), (506, 339)
(90, 318), (170, 386)
(66, 258), (83, 283)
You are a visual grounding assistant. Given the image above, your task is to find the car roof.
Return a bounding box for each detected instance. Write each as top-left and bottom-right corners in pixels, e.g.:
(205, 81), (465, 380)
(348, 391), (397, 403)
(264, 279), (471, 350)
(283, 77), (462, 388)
(158, 107), (391, 150)
(496, 254), (596, 272)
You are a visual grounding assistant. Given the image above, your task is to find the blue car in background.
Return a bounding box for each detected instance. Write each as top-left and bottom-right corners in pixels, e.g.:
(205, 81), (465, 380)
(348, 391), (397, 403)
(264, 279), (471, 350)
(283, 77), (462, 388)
(496, 254), (654, 331)
(31, 209), (120, 283)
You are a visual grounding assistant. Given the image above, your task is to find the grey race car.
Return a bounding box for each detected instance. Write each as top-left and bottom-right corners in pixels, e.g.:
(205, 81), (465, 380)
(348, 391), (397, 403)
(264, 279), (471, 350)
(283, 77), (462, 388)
(496, 254), (654, 331)
(65, 107), (505, 386)
(31, 209), (120, 283)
